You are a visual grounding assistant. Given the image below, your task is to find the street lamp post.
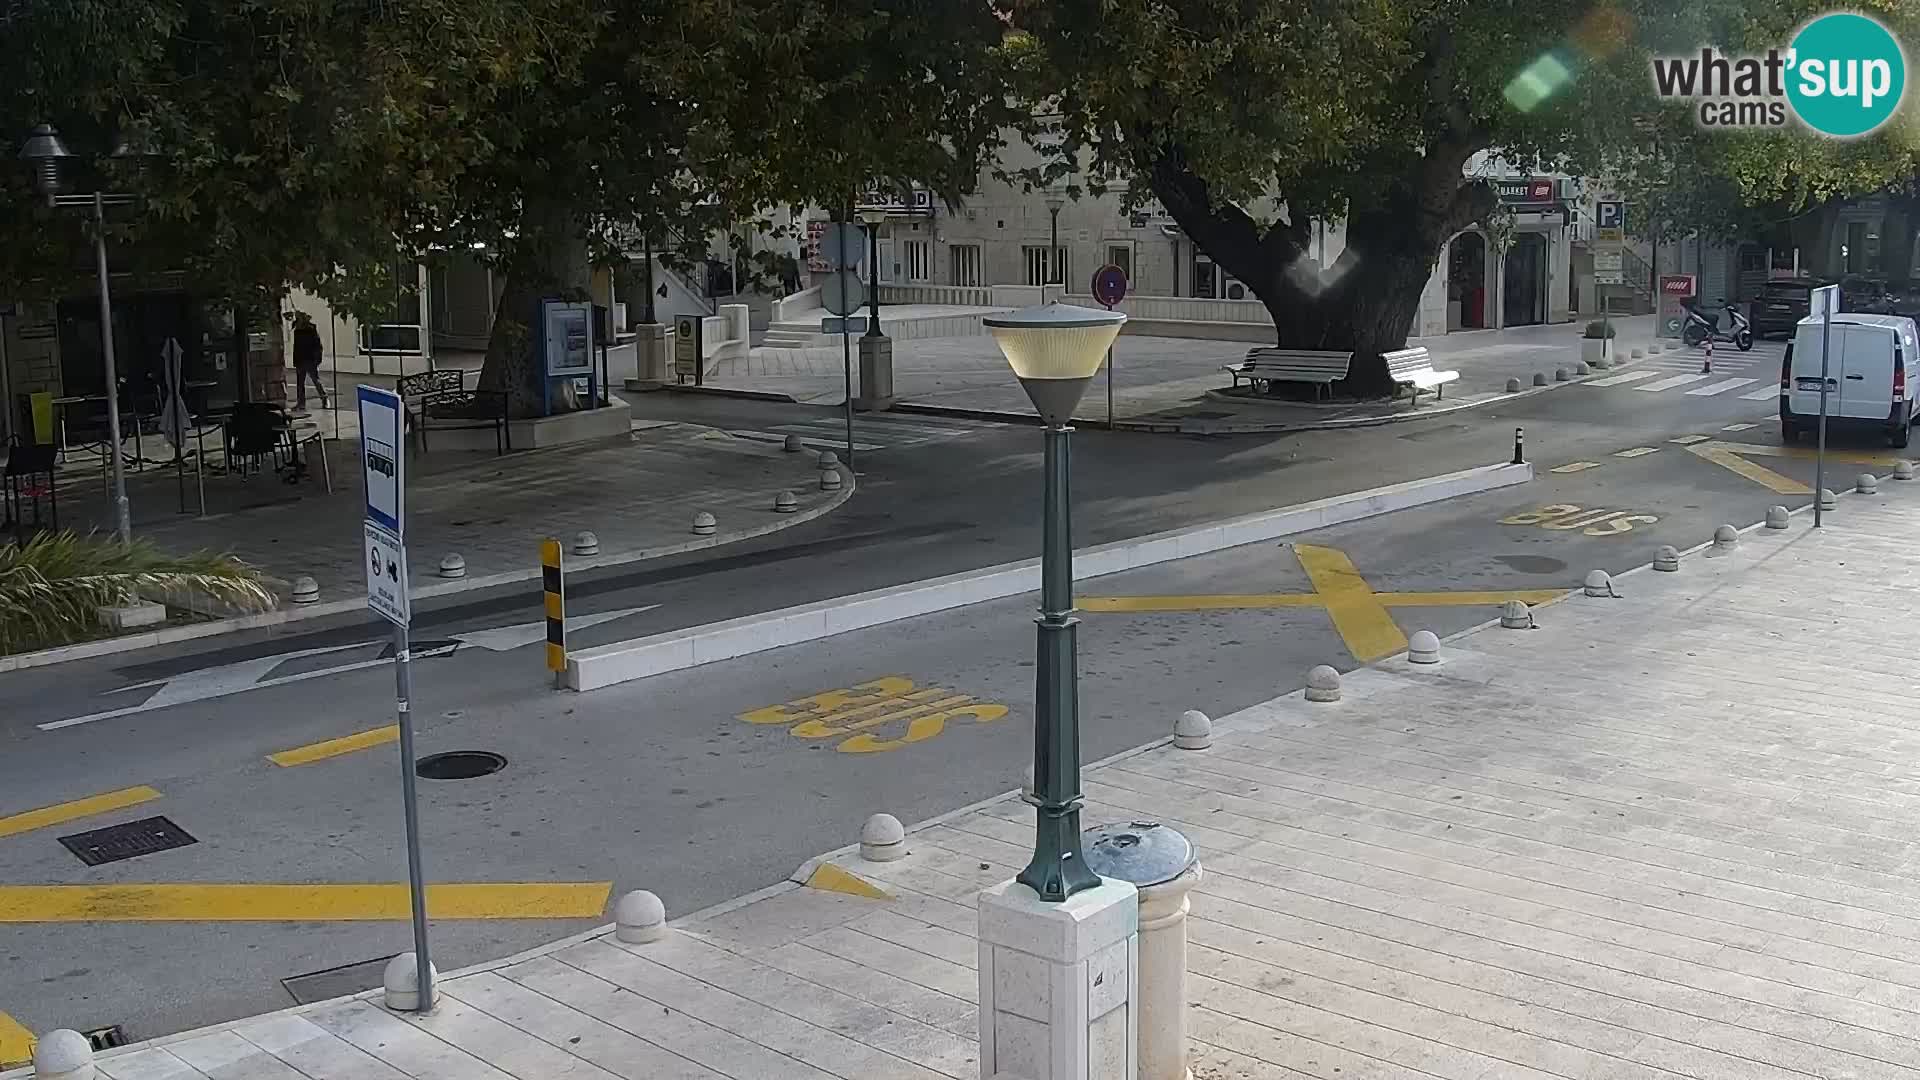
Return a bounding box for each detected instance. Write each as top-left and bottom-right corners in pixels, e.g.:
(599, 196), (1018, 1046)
(19, 124), (145, 544)
(984, 302), (1126, 901)
(858, 206), (887, 338)
(1045, 194), (1066, 291)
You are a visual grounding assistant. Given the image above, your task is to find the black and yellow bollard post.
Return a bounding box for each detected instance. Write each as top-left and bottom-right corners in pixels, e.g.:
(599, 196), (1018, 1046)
(542, 539), (566, 688)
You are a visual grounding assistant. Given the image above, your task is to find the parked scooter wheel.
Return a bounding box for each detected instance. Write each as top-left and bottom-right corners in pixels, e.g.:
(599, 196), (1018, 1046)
(1682, 323), (1707, 347)
(1736, 330), (1754, 351)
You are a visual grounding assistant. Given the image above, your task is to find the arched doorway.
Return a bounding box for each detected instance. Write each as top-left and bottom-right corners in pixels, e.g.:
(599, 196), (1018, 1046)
(1448, 232), (1488, 329)
(1504, 233), (1548, 327)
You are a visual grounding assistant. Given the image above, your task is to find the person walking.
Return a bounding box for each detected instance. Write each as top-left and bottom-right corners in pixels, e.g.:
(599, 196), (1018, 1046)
(291, 314), (327, 414)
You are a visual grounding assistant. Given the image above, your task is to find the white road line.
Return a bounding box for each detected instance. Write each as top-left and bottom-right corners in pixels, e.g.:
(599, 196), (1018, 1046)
(1551, 462), (1602, 473)
(1669, 435), (1711, 445)
(1585, 370), (1660, 387)
(1686, 378), (1759, 396)
(1637, 374), (1713, 392)
(1740, 388), (1780, 400)
(1615, 447), (1660, 458)
(1724, 422), (1759, 431)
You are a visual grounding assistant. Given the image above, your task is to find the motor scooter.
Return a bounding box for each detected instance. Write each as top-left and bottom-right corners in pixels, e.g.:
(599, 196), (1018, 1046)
(1680, 297), (1754, 350)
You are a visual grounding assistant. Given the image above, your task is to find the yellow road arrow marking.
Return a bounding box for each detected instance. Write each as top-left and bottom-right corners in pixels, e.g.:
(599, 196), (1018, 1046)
(0, 882), (612, 922)
(0, 787), (161, 839)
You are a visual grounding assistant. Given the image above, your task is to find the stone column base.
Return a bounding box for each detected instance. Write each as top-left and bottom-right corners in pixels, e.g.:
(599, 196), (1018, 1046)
(628, 323), (670, 389)
(855, 333), (895, 411)
(978, 877), (1139, 1080)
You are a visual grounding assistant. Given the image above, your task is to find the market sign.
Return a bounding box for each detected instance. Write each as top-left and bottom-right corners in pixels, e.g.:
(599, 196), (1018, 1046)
(1496, 178), (1559, 204)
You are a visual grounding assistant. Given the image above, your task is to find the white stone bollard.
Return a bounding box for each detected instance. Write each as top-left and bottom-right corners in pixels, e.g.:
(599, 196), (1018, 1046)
(1505, 377), (1522, 393)
(1173, 710), (1212, 750)
(1574, 361), (1591, 375)
(1897, 460), (1915, 481)
(571, 530), (600, 557)
(1818, 488), (1838, 511)
(1500, 600), (1535, 628)
(783, 433), (805, 452)
(614, 889), (667, 944)
(820, 468), (843, 491)
(31, 1029), (95, 1080)
(859, 813), (906, 862)
(438, 553), (466, 579)
(1531, 372), (1549, 387)
(1653, 545), (1680, 572)
(1554, 367), (1571, 382)
(291, 576), (320, 604)
(1711, 524), (1739, 551)
(383, 952), (437, 1012)
(1631, 347), (1646, 359)
(1305, 665), (1341, 702)
(691, 511), (717, 536)
(1407, 630), (1440, 664)
(1137, 866), (1201, 1080)
(817, 450), (840, 470)
(1766, 505), (1790, 529)
(773, 490), (799, 514)
(1857, 473), (1879, 494)
(1583, 570), (1617, 598)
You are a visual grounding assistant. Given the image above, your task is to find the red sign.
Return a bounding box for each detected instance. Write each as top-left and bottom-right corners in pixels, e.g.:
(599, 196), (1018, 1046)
(805, 220), (831, 273)
(1091, 264), (1129, 308)
(1660, 274), (1696, 297)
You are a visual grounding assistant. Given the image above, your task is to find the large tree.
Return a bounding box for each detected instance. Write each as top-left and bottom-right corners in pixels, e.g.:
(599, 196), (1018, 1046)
(1006, 0), (1920, 396)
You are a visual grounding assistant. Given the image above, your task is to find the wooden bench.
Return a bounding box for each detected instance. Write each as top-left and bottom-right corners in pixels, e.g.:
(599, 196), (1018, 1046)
(1383, 346), (1459, 402)
(397, 369), (511, 455)
(1221, 348), (1353, 399)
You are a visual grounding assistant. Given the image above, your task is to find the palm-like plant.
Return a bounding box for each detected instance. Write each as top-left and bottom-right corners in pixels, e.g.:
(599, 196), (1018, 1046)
(0, 531), (275, 654)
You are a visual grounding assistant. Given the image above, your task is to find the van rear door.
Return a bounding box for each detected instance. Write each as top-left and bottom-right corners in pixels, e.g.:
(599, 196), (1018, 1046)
(1788, 322), (1838, 416)
(1838, 324), (1895, 420)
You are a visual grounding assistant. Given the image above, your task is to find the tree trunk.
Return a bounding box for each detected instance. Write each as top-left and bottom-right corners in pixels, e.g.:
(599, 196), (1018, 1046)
(477, 200), (593, 418)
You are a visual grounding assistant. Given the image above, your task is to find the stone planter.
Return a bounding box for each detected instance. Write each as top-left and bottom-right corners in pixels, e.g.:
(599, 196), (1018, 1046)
(1580, 337), (1615, 368)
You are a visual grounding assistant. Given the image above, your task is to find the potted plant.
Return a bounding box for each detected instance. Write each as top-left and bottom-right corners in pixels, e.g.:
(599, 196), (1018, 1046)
(1580, 319), (1616, 368)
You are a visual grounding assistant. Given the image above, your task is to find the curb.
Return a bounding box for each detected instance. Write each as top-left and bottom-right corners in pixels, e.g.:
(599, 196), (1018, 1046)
(0, 467), (857, 675)
(659, 383), (801, 403)
(566, 459), (1533, 691)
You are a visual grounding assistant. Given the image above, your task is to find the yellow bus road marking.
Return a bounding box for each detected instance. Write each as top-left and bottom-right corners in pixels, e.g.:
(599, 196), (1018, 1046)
(1685, 440), (1899, 496)
(0, 882), (612, 923)
(0, 787), (161, 840)
(1501, 504), (1660, 536)
(0, 1011), (33, 1068)
(1614, 447), (1660, 458)
(268, 726), (399, 767)
(1549, 461), (1602, 473)
(739, 676), (1010, 753)
(1079, 544), (1566, 663)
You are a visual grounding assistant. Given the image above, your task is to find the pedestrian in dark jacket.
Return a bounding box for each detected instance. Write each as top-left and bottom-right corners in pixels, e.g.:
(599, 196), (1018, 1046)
(292, 314), (327, 412)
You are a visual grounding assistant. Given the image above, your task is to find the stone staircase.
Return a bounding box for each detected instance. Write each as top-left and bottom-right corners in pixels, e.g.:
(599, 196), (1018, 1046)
(761, 308), (831, 348)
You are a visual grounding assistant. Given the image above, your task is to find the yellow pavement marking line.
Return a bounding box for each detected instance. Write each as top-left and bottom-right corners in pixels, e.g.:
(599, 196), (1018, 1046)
(1614, 447), (1660, 458)
(1669, 435), (1711, 445)
(0, 882), (613, 923)
(1685, 440), (1900, 496)
(267, 726), (399, 767)
(1549, 461), (1602, 474)
(0, 1011), (33, 1068)
(0, 786), (161, 840)
(805, 863), (892, 900)
(1080, 544), (1568, 663)
(1294, 545), (1410, 663)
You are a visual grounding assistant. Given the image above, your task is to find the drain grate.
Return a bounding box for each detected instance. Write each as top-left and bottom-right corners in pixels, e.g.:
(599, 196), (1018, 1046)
(416, 750), (507, 780)
(283, 955), (397, 1005)
(58, 816), (198, 866)
(84, 1026), (128, 1052)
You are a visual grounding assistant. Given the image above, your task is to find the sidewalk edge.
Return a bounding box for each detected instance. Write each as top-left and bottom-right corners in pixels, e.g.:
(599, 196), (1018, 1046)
(568, 459), (1533, 691)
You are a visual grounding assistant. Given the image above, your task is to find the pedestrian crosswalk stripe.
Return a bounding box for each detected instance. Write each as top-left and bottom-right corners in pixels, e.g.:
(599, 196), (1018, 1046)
(1669, 435), (1711, 445)
(1739, 388), (1779, 400)
(1724, 422), (1759, 431)
(1686, 377), (1759, 396)
(1638, 373), (1712, 391)
(1585, 370), (1660, 387)
(1551, 461), (1602, 473)
(1615, 447), (1660, 458)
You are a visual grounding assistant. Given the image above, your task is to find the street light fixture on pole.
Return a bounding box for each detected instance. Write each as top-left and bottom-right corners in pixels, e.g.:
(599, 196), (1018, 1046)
(983, 301), (1126, 901)
(19, 123), (148, 544)
(1044, 192), (1066, 290)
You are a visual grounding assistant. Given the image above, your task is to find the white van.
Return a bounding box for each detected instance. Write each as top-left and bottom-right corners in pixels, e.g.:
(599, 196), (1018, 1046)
(1781, 312), (1920, 447)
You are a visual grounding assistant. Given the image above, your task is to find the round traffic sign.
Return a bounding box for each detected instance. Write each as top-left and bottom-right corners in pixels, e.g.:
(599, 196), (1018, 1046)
(822, 273), (866, 316)
(1091, 264), (1129, 308)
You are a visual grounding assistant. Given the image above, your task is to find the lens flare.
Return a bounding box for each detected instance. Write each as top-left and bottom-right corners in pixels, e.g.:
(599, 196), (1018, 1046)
(1570, 5), (1633, 59)
(1505, 52), (1575, 112)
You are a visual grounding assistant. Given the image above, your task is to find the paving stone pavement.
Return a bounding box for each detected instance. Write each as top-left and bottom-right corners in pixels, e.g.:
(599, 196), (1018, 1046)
(21, 478), (1920, 1079)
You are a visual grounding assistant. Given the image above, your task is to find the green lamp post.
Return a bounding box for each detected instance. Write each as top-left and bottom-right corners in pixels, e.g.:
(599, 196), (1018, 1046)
(983, 302), (1127, 901)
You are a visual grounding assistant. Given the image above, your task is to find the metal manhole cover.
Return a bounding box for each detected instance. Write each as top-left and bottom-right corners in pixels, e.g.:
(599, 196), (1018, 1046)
(416, 750), (507, 780)
(58, 816), (198, 866)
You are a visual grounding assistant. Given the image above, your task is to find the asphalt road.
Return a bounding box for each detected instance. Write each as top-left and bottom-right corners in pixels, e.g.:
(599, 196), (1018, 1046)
(4, 338), (1904, 1042)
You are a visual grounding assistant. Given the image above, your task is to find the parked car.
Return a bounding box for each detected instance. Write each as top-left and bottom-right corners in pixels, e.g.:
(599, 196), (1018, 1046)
(1754, 280), (1815, 338)
(1838, 275), (1896, 315)
(1780, 311), (1920, 447)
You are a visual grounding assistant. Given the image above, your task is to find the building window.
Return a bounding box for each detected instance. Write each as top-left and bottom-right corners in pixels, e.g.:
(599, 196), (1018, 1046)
(949, 245), (983, 287)
(1025, 246), (1069, 287)
(901, 240), (932, 283)
(1105, 244), (1133, 281)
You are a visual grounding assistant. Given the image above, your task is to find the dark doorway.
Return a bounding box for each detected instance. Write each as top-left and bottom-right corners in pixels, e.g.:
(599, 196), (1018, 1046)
(1449, 233), (1487, 329)
(1503, 234), (1547, 327)
(58, 292), (227, 420)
